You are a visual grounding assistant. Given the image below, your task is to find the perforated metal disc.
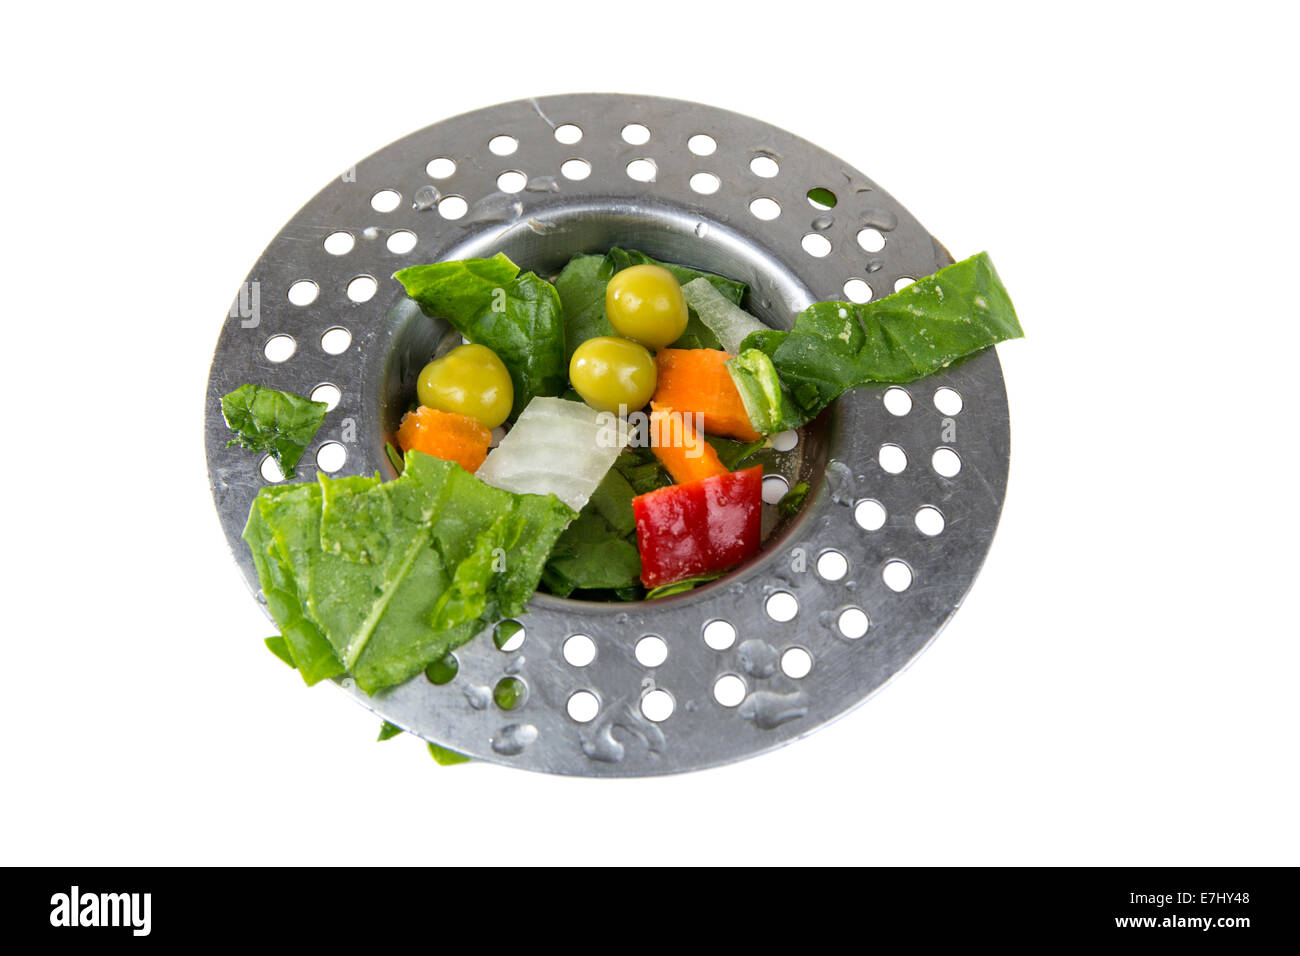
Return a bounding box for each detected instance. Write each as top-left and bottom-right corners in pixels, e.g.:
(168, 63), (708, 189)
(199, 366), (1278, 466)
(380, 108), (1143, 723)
(205, 93), (1010, 776)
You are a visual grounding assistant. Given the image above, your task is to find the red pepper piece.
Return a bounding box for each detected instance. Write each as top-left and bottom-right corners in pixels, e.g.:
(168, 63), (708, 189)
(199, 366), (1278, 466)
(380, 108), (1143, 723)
(633, 465), (763, 589)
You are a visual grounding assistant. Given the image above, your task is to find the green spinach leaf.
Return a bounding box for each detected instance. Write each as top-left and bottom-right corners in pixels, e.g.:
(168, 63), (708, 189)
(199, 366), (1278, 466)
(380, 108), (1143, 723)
(733, 253), (1022, 429)
(221, 384), (329, 477)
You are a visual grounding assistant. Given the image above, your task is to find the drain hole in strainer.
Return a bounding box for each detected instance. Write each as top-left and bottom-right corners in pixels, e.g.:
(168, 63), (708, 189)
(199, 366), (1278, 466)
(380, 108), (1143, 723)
(854, 499), (886, 531)
(426, 653), (458, 684)
(321, 327), (351, 355)
(765, 591), (798, 622)
(561, 158), (591, 180)
(713, 674), (746, 707)
(878, 443), (907, 474)
(287, 280), (318, 307)
(801, 234), (831, 257)
(807, 187), (836, 209)
(934, 387), (963, 416)
(932, 447), (962, 478)
(567, 690), (599, 723)
(494, 676), (525, 710)
(816, 550), (848, 581)
(316, 442), (346, 473)
(635, 635), (668, 668)
(554, 124), (582, 145)
(621, 123), (650, 145)
(640, 689), (674, 722)
(259, 455), (285, 483)
(703, 620), (736, 651)
(370, 189), (401, 212)
(323, 231), (354, 255)
(883, 560), (913, 592)
(310, 384), (341, 411)
(749, 197), (780, 220)
(626, 158), (656, 182)
(761, 474), (790, 505)
(837, 607), (870, 639)
(688, 133), (716, 156)
(264, 334), (296, 363)
(915, 506), (945, 536)
(563, 634), (596, 667)
(386, 230), (417, 254)
(750, 155), (779, 178)
(494, 620), (525, 652)
(488, 134), (518, 156)
(883, 387), (911, 416)
(346, 276), (378, 303)
(426, 157), (456, 179)
(857, 228), (886, 252)
(781, 647), (813, 678)
(843, 278), (872, 303)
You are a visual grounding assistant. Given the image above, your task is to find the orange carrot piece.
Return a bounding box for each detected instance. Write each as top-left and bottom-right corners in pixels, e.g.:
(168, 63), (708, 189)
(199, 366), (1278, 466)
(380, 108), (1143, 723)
(649, 403), (729, 485)
(396, 406), (492, 473)
(652, 348), (761, 442)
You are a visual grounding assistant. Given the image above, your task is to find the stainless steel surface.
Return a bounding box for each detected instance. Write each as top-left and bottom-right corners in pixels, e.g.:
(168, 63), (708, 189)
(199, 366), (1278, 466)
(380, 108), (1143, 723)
(205, 93), (1010, 776)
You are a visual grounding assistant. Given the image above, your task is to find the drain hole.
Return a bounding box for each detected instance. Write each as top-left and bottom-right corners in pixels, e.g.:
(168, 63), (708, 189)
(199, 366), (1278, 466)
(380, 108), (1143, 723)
(750, 155), (779, 178)
(488, 134), (518, 156)
(915, 506), (945, 536)
(640, 688), (674, 722)
(843, 278), (872, 303)
(857, 228), (886, 252)
(310, 383), (341, 411)
(259, 455), (285, 483)
(263, 334), (296, 363)
(883, 560), (913, 592)
(807, 187), (836, 209)
(438, 196), (468, 220)
(894, 276), (916, 292)
(626, 158), (656, 182)
(688, 133), (716, 156)
(323, 231), (354, 255)
(561, 158), (591, 180)
(494, 676), (525, 710)
(494, 620), (525, 652)
(749, 197), (781, 220)
(690, 172), (720, 194)
(878, 443), (907, 474)
(765, 591), (798, 622)
(932, 447), (962, 478)
(635, 635), (668, 668)
(563, 634), (596, 667)
(386, 230), (417, 254)
(554, 124), (582, 145)
(287, 280), (318, 306)
(853, 499), (886, 531)
(621, 123), (650, 145)
(816, 550), (848, 581)
(883, 387), (912, 416)
(316, 442), (346, 473)
(761, 474), (790, 505)
(837, 607), (870, 639)
(370, 189), (400, 212)
(934, 387), (963, 415)
(567, 690), (599, 723)
(426, 157), (456, 179)
(321, 327), (352, 354)
(346, 275), (377, 303)
(713, 675), (746, 707)
(801, 234), (831, 257)
(703, 619), (736, 650)
(425, 653), (459, 684)
(781, 647), (813, 679)
(770, 429), (799, 452)
(497, 170), (527, 193)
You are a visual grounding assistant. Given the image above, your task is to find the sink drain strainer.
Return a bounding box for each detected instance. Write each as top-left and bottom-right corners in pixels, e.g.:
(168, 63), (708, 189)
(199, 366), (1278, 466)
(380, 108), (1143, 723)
(205, 93), (1010, 776)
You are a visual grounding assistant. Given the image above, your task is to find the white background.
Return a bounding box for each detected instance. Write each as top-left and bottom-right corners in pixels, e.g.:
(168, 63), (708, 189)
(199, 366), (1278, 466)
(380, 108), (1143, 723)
(2, 1), (1296, 866)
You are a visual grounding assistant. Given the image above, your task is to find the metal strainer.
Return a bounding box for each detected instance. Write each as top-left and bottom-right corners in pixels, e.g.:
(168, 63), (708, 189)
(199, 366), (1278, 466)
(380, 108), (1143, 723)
(205, 93), (1010, 776)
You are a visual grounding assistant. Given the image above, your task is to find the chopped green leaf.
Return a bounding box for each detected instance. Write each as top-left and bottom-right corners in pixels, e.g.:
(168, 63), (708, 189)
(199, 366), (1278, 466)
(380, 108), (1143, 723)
(735, 253), (1022, 428)
(264, 635), (296, 668)
(705, 435), (768, 472)
(394, 255), (567, 418)
(645, 572), (725, 600)
(221, 384), (328, 477)
(377, 721), (404, 742)
(242, 450), (575, 694)
(428, 743), (471, 766)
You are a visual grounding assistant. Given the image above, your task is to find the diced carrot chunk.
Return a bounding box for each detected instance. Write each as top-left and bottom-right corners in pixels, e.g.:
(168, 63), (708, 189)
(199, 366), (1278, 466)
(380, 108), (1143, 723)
(396, 406), (492, 473)
(649, 403), (729, 485)
(652, 348), (761, 441)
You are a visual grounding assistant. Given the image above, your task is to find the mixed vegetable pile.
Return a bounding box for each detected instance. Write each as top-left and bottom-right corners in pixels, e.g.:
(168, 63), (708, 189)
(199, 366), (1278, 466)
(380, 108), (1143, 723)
(222, 247), (1022, 699)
